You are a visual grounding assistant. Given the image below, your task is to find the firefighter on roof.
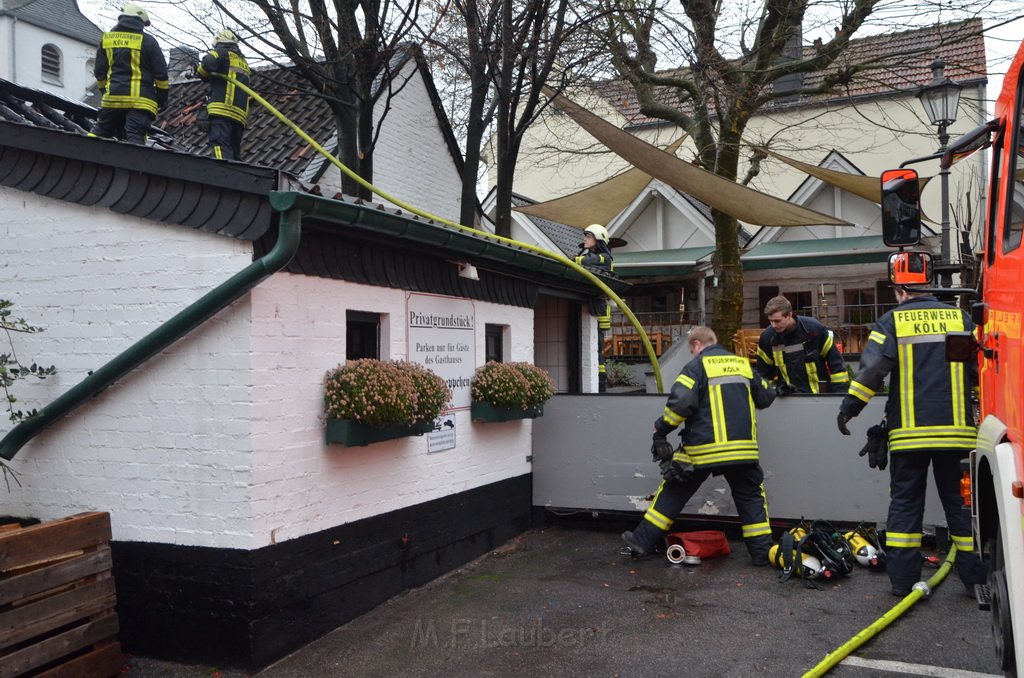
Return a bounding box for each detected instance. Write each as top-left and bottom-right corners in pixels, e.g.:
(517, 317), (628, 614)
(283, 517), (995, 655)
(756, 295), (849, 394)
(197, 29), (251, 161)
(837, 282), (986, 596)
(91, 3), (168, 144)
(622, 325), (777, 565)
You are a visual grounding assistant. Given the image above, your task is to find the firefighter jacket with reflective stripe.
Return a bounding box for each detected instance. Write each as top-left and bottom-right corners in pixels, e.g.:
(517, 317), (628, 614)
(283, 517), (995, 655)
(94, 16), (168, 115)
(756, 315), (849, 394)
(574, 243), (614, 273)
(198, 44), (251, 125)
(840, 295), (977, 452)
(655, 344), (776, 467)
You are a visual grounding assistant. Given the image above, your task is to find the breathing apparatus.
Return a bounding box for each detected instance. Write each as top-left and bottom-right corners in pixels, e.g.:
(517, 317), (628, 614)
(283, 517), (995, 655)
(210, 74), (666, 393)
(768, 541), (824, 580)
(844, 524), (886, 568)
(771, 520), (856, 586)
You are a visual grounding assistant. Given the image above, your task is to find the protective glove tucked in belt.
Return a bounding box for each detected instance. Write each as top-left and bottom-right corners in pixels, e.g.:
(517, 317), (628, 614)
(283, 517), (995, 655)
(858, 423), (888, 471)
(659, 457), (695, 483)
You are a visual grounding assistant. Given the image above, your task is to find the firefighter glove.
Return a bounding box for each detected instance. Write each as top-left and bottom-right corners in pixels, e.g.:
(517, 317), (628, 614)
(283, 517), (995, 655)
(777, 382), (797, 397)
(858, 424), (888, 471)
(837, 412), (852, 435)
(156, 89), (168, 110)
(651, 437), (673, 462)
(659, 458), (695, 483)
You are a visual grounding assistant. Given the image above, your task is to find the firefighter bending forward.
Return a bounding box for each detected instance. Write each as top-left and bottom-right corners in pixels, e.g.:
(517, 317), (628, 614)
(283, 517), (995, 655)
(198, 30), (251, 161)
(622, 326), (777, 565)
(837, 283), (986, 596)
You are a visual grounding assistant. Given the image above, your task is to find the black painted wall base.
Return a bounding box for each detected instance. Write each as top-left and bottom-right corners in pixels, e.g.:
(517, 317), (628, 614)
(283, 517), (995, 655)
(111, 474), (532, 672)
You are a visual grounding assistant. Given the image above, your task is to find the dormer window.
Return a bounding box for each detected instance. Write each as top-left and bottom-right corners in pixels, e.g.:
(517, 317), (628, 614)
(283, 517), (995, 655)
(41, 44), (62, 84)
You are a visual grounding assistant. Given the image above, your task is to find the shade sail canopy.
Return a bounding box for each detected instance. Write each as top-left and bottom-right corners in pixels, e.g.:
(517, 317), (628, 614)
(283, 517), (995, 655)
(759, 148), (933, 204)
(513, 138), (686, 228)
(541, 86), (850, 227)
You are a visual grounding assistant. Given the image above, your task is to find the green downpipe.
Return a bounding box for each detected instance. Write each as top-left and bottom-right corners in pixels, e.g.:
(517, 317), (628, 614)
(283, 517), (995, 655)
(0, 210), (302, 461)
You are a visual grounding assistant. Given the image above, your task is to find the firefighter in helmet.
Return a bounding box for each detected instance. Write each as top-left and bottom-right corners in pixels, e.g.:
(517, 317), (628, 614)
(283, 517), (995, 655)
(837, 279), (986, 596)
(197, 29), (251, 161)
(575, 224), (613, 390)
(91, 3), (169, 144)
(622, 325), (777, 564)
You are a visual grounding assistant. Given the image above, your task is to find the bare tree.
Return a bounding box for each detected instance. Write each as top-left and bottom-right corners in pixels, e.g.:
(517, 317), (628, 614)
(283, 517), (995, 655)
(420, 0), (606, 234)
(418, 0), (502, 226)
(586, 0), (1013, 339)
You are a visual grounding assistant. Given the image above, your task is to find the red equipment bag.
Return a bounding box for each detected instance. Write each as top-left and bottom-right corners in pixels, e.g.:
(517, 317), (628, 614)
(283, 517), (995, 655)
(667, 530), (731, 559)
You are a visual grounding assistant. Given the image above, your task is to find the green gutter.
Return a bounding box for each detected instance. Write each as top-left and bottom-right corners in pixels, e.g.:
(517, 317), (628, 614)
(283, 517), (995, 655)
(0, 210), (302, 461)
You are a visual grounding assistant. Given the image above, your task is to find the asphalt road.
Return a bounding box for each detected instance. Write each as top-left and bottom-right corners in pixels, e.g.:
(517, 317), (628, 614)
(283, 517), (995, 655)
(127, 522), (1004, 677)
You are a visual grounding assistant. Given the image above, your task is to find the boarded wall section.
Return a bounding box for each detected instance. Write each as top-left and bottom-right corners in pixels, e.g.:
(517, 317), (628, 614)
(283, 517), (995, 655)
(533, 394), (945, 527)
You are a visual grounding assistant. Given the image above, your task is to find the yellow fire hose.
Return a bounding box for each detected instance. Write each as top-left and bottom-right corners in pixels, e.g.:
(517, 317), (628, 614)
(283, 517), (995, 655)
(802, 545), (958, 677)
(213, 73), (665, 392)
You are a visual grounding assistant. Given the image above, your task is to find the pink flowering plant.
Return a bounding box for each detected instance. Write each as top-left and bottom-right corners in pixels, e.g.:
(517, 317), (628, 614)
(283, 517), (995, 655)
(470, 361), (556, 410)
(324, 359), (451, 427)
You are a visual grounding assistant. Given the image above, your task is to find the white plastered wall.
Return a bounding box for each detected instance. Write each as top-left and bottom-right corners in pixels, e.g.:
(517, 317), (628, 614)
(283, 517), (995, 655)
(247, 274), (534, 548)
(1, 189), (539, 549)
(0, 187), (256, 547)
(314, 58), (463, 225)
(1, 20), (98, 101)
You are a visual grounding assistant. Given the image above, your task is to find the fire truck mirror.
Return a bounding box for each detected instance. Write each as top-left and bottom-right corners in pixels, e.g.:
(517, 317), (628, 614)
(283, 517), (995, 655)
(880, 168), (922, 247)
(888, 251), (933, 287)
(970, 301), (987, 327)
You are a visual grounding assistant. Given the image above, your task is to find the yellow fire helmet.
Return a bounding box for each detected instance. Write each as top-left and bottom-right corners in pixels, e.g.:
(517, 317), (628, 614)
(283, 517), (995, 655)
(120, 2), (150, 26)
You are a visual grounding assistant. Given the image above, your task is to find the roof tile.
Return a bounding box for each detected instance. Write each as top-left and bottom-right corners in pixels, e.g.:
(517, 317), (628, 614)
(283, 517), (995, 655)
(592, 19), (987, 128)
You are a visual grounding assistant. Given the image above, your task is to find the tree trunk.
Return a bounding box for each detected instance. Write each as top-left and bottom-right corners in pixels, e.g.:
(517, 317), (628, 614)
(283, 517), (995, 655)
(461, 79), (489, 227)
(710, 125), (746, 343)
(356, 91), (374, 201)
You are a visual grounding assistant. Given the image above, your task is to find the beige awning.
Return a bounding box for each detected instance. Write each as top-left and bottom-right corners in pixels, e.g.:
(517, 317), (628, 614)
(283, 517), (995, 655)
(759, 148), (933, 204)
(540, 86), (850, 227)
(513, 138), (685, 228)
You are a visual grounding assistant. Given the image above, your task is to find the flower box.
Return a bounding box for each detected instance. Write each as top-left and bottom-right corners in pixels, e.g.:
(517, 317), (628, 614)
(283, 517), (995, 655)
(325, 418), (435, 447)
(470, 401), (544, 423)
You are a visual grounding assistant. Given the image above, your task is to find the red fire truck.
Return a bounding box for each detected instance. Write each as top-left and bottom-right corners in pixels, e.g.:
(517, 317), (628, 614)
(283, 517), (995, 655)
(879, 37), (1024, 675)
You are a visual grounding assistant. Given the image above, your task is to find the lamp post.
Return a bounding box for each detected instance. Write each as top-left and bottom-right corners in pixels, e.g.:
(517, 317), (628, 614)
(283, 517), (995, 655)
(917, 59), (963, 287)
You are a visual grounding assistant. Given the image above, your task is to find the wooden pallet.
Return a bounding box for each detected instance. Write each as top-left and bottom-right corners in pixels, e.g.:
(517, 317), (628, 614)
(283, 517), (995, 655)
(0, 512), (123, 678)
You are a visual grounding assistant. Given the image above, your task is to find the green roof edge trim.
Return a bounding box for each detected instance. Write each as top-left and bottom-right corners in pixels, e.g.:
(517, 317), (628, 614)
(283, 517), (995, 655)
(268, 191), (629, 294)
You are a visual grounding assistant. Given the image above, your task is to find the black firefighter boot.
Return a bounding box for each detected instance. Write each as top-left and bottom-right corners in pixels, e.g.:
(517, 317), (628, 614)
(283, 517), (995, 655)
(747, 535), (773, 567)
(622, 521), (662, 558)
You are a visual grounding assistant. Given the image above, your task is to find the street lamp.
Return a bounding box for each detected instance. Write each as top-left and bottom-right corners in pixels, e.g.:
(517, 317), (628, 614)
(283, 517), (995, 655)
(917, 59), (963, 286)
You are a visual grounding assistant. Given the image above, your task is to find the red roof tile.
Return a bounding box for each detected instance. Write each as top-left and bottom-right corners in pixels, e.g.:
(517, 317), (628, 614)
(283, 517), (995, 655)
(591, 19), (986, 128)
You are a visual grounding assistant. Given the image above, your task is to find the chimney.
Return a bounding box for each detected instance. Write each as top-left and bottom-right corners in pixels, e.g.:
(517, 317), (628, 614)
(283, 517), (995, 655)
(772, 24), (804, 102)
(168, 45), (201, 83)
